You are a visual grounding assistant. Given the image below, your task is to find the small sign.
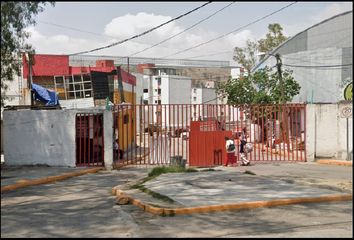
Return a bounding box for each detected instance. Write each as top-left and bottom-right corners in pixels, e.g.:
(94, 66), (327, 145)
(340, 105), (352, 118)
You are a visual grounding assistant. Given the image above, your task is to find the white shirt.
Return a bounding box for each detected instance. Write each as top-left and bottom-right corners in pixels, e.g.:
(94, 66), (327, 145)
(225, 139), (235, 153)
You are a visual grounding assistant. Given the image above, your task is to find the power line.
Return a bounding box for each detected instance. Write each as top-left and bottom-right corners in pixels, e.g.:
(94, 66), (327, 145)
(187, 24), (351, 61)
(283, 63), (352, 68)
(37, 20), (187, 52)
(68, 2), (212, 56)
(188, 50), (234, 59)
(161, 2), (298, 59)
(128, 2), (236, 57)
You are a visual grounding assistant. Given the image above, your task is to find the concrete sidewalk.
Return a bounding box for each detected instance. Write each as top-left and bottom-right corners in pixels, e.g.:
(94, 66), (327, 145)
(113, 162), (352, 215)
(1, 165), (104, 192)
(1, 160), (352, 216)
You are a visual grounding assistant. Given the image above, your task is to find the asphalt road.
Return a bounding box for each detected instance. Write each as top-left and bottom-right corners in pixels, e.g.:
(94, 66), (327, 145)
(1, 165), (352, 238)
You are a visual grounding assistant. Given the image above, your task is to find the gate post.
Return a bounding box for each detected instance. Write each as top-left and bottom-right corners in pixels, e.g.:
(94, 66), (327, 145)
(104, 110), (114, 170)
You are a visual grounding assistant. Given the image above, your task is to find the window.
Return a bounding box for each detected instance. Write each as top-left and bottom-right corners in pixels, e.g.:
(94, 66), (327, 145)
(193, 97), (197, 101)
(156, 77), (161, 85)
(143, 89), (148, 93)
(143, 100), (148, 105)
(54, 74), (92, 100)
(157, 100), (161, 105)
(157, 89), (161, 94)
(193, 88), (197, 93)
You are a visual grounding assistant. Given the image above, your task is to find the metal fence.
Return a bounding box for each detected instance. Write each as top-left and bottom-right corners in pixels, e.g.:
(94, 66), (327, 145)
(75, 113), (104, 167)
(112, 104), (306, 168)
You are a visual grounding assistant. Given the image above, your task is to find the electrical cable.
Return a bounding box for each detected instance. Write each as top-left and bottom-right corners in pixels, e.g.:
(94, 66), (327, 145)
(161, 2), (297, 59)
(68, 2), (212, 56)
(128, 2), (236, 57)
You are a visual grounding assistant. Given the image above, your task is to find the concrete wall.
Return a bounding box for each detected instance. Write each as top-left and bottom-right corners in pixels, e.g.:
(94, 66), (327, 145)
(255, 11), (352, 104)
(60, 97), (95, 109)
(306, 103), (353, 161)
(3, 109), (114, 168)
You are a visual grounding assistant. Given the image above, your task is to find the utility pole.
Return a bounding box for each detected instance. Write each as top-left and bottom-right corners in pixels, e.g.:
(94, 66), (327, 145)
(26, 52), (34, 107)
(275, 53), (284, 104)
(275, 53), (288, 146)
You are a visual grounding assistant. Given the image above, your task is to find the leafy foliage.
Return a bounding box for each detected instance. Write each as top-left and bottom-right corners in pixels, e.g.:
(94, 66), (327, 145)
(233, 40), (258, 75)
(216, 67), (301, 105)
(258, 23), (288, 56)
(1, 2), (54, 106)
(233, 23), (288, 74)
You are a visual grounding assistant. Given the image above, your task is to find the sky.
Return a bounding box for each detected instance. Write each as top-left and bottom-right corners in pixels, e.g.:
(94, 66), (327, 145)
(26, 1), (353, 64)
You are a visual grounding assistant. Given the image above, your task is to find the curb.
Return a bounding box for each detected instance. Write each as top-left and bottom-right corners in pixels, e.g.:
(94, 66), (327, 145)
(1, 167), (104, 193)
(112, 186), (352, 216)
(316, 160), (352, 167)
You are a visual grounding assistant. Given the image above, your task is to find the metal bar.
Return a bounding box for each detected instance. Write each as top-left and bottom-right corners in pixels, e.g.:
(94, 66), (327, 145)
(140, 105), (142, 164)
(143, 104), (146, 165)
(282, 104), (286, 162)
(173, 104), (175, 159)
(164, 104), (167, 165)
(300, 104), (303, 162)
(101, 114), (104, 166)
(296, 104), (299, 161)
(168, 104), (173, 165)
(88, 114), (91, 166)
(182, 104), (184, 164)
(286, 105), (290, 162)
(290, 105), (294, 161)
(236, 105), (239, 162)
(83, 114), (86, 166)
(79, 114), (82, 166)
(304, 104), (307, 162)
(260, 105), (264, 161)
(267, 105), (271, 162)
(94, 114), (97, 165)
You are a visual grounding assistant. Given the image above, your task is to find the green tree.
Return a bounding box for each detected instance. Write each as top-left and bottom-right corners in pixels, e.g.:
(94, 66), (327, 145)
(216, 67), (300, 144)
(1, 1), (54, 107)
(233, 40), (258, 76)
(233, 23), (288, 73)
(258, 23), (288, 56)
(216, 67), (300, 105)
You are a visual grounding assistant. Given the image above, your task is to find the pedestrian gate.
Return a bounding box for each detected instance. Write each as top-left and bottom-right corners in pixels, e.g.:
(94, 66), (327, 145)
(75, 113), (104, 167)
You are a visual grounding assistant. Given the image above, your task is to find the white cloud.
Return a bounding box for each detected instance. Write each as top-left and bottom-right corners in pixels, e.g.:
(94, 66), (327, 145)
(26, 27), (104, 55)
(311, 2), (352, 23)
(104, 12), (183, 42)
(282, 2), (352, 38)
(26, 12), (258, 61)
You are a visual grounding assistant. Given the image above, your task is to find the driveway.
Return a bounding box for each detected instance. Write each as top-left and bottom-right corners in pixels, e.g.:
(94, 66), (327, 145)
(1, 164), (352, 238)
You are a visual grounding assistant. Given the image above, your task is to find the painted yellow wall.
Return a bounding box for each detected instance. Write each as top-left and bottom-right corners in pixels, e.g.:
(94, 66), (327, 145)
(114, 89), (136, 152)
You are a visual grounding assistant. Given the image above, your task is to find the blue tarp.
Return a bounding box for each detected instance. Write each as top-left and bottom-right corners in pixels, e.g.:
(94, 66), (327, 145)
(31, 83), (60, 106)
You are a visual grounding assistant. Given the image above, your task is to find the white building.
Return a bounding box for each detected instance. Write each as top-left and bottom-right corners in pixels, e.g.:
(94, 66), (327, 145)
(134, 67), (192, 128)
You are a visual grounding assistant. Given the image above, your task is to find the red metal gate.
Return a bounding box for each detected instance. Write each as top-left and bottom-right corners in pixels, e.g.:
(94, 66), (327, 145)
(75, 113), (104, 167)
(112, 103), (306, 168)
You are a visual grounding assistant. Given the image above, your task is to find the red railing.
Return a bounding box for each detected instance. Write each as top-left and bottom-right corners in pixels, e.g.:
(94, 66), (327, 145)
(112, 104), (306, 168)
(75, 113), (104, 167)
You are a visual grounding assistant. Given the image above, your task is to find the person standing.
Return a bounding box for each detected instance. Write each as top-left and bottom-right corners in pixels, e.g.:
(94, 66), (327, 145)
(240, 127), (250, 166)
(224, 136), (237, 167)
(114, 138), (123, 160)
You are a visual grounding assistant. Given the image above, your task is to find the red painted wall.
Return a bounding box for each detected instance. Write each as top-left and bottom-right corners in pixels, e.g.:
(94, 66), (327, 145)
(22, 54), (136, 86)
(23, 54), (69, 78)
